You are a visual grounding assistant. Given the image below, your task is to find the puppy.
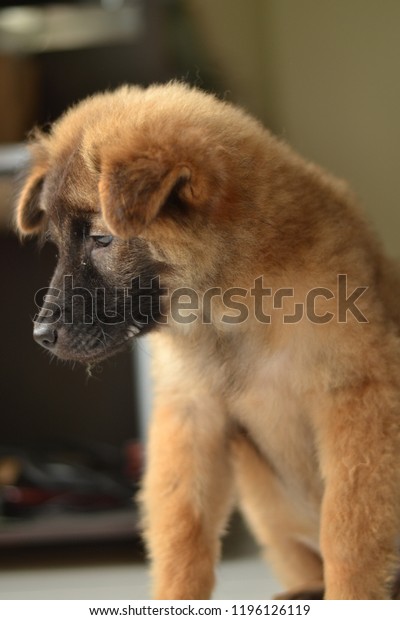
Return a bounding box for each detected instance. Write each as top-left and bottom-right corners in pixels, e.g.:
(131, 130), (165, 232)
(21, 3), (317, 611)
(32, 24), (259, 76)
(16, 82), (400, 599)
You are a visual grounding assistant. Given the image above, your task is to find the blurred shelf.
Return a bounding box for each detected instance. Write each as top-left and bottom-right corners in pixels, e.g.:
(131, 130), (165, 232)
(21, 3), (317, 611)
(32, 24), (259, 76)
(0, 3), (143, 55)
(0, 143), (29, 230)
(0, 143), (29, 176)
(0, 507), (138, 547)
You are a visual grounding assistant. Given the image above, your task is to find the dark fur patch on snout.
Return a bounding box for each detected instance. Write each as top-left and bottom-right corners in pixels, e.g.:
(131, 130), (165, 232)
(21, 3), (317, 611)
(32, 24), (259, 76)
(35, 231), (168, 363)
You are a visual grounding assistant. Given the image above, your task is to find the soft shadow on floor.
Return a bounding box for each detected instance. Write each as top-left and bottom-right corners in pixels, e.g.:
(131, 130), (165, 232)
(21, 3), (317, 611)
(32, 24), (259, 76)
(0, 513), (279, 599)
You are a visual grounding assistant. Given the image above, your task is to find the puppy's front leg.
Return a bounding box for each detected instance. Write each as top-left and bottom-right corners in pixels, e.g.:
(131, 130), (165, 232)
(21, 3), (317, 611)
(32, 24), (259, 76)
(140, 398), (233, 600)
(316, 384), (400, 599)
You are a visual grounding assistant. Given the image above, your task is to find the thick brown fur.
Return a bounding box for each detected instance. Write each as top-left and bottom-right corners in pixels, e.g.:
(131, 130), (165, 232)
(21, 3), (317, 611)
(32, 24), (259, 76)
(16, 82), (400, 599)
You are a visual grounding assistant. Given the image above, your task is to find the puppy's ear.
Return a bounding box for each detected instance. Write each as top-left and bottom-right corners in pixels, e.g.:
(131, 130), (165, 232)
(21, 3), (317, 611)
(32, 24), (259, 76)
(98, 137), (225, 238)
(99, 155), (192, 237)
(15, 167), (46, 236)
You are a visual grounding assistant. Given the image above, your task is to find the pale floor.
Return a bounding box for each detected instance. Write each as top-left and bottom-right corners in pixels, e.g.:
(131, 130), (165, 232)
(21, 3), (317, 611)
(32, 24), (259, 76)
(0, 515), (280, 600)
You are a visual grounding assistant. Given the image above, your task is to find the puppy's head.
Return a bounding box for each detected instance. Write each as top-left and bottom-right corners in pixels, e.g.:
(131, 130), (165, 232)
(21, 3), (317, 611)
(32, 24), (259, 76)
(15, 83), (243, 363)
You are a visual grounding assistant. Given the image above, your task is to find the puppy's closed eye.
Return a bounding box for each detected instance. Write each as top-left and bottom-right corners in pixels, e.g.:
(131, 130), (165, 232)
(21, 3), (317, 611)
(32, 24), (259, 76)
(89, 234), (113, 248)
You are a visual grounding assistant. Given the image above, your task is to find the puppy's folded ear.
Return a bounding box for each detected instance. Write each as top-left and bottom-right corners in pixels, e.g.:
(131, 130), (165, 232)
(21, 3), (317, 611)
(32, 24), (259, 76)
(98, 141), (225, 238)
(15, 167), (46, 236)
(99, 156), (191, 237)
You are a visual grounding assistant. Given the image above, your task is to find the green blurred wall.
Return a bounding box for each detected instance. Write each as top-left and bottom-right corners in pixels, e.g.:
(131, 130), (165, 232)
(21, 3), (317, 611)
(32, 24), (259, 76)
(186, 0), (400, 257)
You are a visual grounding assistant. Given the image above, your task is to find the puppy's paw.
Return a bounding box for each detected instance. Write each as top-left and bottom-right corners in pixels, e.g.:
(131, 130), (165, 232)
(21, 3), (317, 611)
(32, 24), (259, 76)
(391, 571), (400, 599)
(274, 583), (324, 600)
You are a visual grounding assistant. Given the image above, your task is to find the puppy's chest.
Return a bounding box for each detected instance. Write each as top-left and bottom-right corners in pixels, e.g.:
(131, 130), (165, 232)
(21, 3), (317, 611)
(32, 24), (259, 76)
(221, 348), (323, 504)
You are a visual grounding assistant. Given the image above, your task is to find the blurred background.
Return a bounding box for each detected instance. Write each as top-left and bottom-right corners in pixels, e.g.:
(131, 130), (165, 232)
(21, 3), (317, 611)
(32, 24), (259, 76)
(0, 0), (399, 600)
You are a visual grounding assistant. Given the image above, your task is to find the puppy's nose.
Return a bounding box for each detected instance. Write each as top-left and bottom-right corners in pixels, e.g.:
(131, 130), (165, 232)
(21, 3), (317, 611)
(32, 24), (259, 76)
(33, 323), (58, 350)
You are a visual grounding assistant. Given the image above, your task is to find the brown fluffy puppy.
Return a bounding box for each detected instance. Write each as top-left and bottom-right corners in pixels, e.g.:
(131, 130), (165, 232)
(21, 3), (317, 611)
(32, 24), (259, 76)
(16, 82), (400, 599)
